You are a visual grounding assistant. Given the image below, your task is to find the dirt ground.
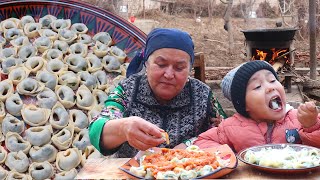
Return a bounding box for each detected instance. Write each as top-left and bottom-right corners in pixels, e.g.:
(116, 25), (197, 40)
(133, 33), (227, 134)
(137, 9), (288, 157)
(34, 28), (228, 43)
(144, 13), (319, 81)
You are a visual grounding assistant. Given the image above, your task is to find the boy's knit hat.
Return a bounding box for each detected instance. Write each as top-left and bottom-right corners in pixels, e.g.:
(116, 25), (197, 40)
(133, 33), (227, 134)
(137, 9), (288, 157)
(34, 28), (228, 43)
(221, 61), (278, 117)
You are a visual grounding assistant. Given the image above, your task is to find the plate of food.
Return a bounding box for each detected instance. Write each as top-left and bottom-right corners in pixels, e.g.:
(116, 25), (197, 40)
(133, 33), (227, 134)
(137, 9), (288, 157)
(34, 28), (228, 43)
(119, 144), (238, 179)
(237, 144), (320, 174)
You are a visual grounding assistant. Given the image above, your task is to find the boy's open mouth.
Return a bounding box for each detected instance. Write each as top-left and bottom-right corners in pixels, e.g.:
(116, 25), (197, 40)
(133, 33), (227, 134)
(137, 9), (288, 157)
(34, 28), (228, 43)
(269, 96), (282, 110)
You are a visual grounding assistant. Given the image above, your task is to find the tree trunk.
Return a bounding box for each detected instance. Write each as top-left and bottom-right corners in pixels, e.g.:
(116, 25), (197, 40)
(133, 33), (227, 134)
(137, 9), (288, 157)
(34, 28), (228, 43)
(143, 0), (145, 19)
(224, 0), (234, 53)
(208, 0), (212, 23)
(309, 0), (317, 80)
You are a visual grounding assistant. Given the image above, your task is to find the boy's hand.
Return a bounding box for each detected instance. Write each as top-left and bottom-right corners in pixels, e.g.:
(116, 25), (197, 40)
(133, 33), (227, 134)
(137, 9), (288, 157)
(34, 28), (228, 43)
(297, 101), (319, 128)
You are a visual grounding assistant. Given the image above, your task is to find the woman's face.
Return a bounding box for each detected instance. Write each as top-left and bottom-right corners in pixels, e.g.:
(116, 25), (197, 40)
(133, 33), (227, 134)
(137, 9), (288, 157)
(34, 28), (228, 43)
(145, 48), (191, 104)
(245, 69), (287, 122)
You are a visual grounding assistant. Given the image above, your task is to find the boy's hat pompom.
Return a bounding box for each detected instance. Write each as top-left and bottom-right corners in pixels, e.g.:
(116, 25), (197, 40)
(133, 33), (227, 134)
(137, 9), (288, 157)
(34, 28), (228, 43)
(221, 60), (278, 117)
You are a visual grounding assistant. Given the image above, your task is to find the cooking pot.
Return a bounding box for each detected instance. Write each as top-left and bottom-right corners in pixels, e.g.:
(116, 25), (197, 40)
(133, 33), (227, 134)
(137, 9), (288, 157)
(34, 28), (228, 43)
(241, 28), (298, 42)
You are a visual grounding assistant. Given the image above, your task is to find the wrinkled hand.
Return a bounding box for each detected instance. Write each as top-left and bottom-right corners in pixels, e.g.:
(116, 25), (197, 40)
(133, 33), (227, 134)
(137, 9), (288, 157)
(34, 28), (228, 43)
(122, 116), (165, 151)
(297, 101), (319, 128)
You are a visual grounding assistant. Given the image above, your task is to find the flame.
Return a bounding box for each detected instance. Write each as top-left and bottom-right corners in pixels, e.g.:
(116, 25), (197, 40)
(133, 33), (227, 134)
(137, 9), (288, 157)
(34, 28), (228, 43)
(251, 48), (289, 66)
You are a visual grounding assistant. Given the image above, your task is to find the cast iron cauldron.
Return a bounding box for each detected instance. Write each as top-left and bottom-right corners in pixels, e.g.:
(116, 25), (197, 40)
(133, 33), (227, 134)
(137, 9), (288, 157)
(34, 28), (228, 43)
(241, 28), (298, 42)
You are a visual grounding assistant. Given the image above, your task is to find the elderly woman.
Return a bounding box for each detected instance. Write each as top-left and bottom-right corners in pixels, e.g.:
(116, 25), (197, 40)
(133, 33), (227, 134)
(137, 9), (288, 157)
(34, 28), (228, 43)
(89, 28), (226, 158)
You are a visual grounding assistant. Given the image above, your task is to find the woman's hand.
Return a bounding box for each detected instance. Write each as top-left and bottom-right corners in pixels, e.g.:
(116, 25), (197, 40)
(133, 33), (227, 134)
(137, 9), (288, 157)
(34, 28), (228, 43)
(121, 116), (165, 151)
(297, 101), (319, 128)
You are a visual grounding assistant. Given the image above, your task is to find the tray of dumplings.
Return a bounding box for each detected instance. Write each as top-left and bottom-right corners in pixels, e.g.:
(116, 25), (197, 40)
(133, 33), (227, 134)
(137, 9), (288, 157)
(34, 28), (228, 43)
(0, 0), (146, 179)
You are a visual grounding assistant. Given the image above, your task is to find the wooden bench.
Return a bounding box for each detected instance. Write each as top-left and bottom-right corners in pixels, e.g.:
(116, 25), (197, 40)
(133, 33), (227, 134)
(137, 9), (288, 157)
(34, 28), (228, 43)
(193, 52), (205, 83)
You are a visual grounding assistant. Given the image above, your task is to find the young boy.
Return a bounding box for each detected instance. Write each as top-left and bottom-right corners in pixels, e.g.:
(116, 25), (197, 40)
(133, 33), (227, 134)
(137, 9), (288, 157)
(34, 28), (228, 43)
(194, 61), (320, 152)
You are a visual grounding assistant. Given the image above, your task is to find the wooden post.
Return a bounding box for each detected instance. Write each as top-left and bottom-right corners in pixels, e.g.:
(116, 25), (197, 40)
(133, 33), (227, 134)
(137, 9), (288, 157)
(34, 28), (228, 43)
(193, 52), (206, 83)
(309, 0), (317, 80)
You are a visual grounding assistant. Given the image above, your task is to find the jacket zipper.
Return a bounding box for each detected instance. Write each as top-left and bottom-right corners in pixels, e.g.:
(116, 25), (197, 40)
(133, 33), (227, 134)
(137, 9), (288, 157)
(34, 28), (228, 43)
(266, 123), (275, 143)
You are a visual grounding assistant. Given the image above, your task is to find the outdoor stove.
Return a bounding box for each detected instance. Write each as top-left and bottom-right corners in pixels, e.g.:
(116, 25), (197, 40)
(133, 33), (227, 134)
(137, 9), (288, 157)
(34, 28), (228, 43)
(241, 28), (298, 92)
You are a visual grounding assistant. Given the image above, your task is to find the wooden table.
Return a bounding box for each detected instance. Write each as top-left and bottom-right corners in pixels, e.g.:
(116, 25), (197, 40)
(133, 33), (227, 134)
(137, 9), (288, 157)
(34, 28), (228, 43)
(76, 158), (320, 179)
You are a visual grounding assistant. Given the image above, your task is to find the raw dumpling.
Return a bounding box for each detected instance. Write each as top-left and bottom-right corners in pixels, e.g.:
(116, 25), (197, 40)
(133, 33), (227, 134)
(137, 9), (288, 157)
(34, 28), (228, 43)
(81, 145), (102, 166)
(2, 113), (24, 135)
(18, 45), (37, 62)
(36, 70), (58, 90)
(19, 15), (35, 28)
(86, 53), (102, 73)
(4, 28), (23, 40)
(78, 34), (92, 45)
(70, 23), (88, 34)
(58, 29), (77, 44)
(0, 101), (5, 122)
(93, 41), (109, 58)
(7, 171), (32, 180)
(23, 23), (42, 38)
(5, 132), (31, 154)
(69, 42), (88, 57)
(36, 87), (58, 109)
(72, 129), (91, 151)
(10, 36), (30, 49)
(54, 168), (77, 180)
(93, 70), (109, 90)
(49, 102), (69, 129)
(53, 40), (69, 54)
(39, 15), (57, 29)
(16, 77), (45, 96)
(29, 144), (58, 163)
(29, 161), (54, 180)
(0, 146), (8, 164)
(42, 49), (63, 61)
(38, 29), (58, 41)
(5, 93), (23, 116)
(5, 151), (29, 173)
(0, 18), (18, 32)
(0, 47), (16, 60)
(58, 71), (80, 90)
(55, 85), (76, 108)
(0, 166), (7, 180)
(21, 104), (51, 126)
(46, 59), (68, 75)
(24, 56), (45, 74)
(102, 55), (121, 72)
(55, 148), (81, 171)
(0, 79), (14, 102)
(34, 36), (53, 53)
(8, 66), (30, 85)
(1, 57), (23, 74)
(51, 123), (74, 150)
(25, 125), (53, 146)
(93, 32), (112, 46)
(110, 46), (126, 64)
(76, 85), (95, 110)
(69, 109), (89, 133)
(51, 19), (71, 32)
(65, 54), (88, 72)
(93, 89), (108, 107)
(78, 71), (97, 90)
(0, 36), (6, 48)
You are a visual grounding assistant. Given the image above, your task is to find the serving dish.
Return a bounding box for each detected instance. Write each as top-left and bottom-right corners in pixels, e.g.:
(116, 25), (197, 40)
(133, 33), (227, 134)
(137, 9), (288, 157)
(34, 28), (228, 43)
(0, 0), (146, 62)
(119, 144), (238, 179)
(237, 144), (320, 174)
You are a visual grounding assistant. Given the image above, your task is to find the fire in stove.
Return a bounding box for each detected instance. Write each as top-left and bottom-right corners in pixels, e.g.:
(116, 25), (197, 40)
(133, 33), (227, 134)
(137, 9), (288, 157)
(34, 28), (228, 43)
(251, 48), (294, 72)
